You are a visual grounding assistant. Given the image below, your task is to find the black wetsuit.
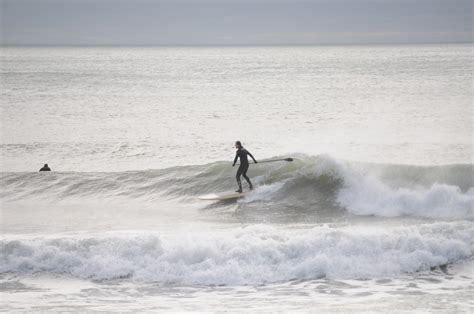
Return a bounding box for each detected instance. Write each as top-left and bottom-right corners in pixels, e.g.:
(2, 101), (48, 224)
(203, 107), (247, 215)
(233, 148), (256, 191)
(39, 165), (51, 171)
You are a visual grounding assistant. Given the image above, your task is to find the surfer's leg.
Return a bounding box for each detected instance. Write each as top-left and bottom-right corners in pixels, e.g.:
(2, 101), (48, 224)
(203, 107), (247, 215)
(242, 165), (253, 190)
(236, 166), (243, 192)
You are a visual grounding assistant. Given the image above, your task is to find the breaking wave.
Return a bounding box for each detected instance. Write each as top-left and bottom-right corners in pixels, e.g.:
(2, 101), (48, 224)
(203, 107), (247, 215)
(1, 223), (472, 285)
(1, 154), (473, 220)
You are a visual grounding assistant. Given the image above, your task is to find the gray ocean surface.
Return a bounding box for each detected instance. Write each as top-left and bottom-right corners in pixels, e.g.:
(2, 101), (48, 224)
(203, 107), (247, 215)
(1, 45), (473, 312)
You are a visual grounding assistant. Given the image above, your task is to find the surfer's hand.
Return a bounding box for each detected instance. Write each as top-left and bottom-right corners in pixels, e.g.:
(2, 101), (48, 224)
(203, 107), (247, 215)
(232, 163), (235, 167)
(254, 160), (258, 164)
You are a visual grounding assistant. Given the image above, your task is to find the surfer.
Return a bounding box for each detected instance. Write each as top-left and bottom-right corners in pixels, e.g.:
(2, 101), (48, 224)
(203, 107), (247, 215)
(232, 141), (257, 193)
(39, 164), (51, 171)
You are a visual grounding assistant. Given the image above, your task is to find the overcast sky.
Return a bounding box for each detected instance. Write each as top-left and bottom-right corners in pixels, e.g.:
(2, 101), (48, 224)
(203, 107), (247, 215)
(1, 0), (472, 45)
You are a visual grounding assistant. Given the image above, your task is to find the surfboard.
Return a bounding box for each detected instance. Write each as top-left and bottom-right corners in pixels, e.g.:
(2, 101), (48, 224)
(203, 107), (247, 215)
(197, 191), (251, 200)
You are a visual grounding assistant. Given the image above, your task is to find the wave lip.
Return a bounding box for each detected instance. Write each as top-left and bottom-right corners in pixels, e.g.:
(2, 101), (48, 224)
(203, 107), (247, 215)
(1, 223), (472, 285)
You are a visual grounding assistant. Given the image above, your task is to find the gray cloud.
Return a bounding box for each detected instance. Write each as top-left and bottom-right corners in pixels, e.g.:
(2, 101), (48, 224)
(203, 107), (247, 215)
(1, 0), (472, 45)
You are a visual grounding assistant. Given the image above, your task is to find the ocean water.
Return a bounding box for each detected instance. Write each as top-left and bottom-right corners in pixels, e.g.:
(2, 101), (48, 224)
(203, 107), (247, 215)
(1, 45), (473, 312)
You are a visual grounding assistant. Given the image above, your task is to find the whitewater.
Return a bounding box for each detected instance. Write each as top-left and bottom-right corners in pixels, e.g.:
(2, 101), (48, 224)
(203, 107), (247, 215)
(1, 45), (473, 312)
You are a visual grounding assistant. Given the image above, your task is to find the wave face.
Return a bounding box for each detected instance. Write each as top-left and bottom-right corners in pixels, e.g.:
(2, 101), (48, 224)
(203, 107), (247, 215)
(1, 155), (473, 220)
(1, 223), (472, 284)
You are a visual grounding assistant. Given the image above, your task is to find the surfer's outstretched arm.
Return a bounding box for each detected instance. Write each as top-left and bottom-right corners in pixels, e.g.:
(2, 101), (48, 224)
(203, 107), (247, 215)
(248, 151), (257, 163)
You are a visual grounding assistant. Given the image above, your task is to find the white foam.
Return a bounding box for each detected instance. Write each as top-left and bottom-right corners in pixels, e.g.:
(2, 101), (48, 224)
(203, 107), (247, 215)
(238, 181), (286, 203)
(337, 164), (474, 220)
(1, 223), (472, 285)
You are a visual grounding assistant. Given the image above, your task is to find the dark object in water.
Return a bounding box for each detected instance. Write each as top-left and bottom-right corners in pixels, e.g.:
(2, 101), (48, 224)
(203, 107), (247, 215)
(39, 164), (51, 171)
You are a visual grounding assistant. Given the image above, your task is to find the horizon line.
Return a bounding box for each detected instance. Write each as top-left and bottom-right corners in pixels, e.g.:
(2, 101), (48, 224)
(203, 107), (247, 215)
(1, 41), (473, 48)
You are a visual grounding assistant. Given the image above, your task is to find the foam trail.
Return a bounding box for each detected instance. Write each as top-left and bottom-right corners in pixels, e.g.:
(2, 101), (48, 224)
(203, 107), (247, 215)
(238, 181), (286, 203)
(1, 223), (472, 285)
